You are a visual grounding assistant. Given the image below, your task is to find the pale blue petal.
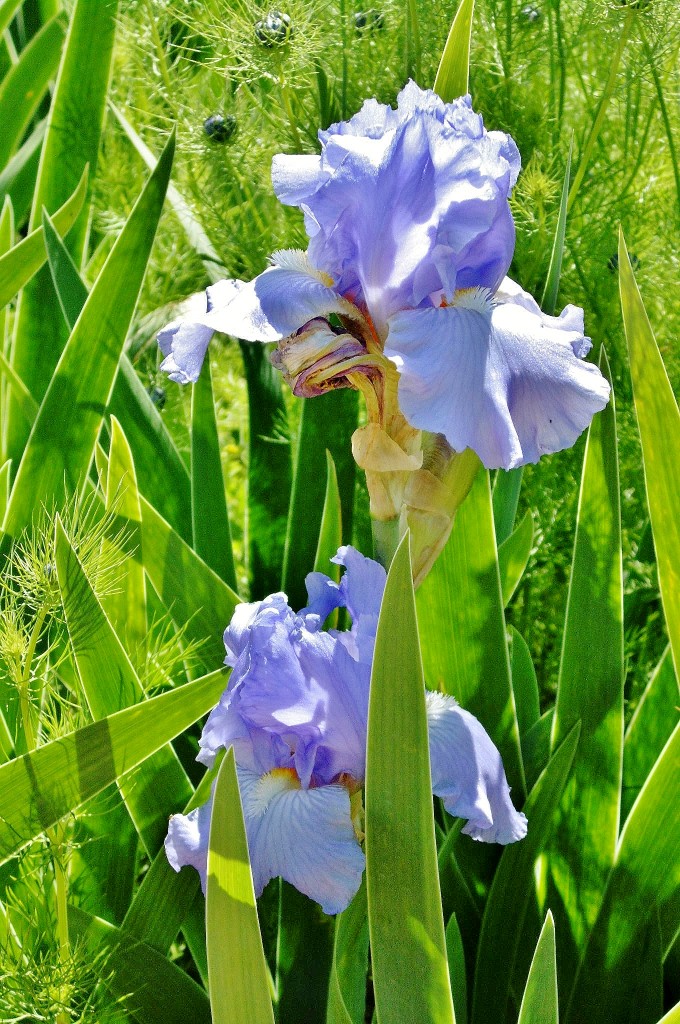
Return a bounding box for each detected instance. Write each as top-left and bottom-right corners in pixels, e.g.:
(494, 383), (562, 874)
(165, 793), (213, 893)
(385, 283), (610, 469)
(158, 280), (242, 384)
(426, 691), (527, 843)
(239, 767), (365, 915)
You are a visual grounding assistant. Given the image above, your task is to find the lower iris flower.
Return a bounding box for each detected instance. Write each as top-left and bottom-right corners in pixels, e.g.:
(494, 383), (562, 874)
(165, 547), (527, 915)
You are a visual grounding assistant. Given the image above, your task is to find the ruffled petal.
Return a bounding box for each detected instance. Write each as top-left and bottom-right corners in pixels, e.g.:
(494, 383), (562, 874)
(239, 767), (365, 915)
(165, 793), (214, 892)
(208, 266), (357, 343)
(426, 691), (527, 843)
(385, 284), (610, 469)
(272, 84), (519, 330)
(158, 281), (241, 384)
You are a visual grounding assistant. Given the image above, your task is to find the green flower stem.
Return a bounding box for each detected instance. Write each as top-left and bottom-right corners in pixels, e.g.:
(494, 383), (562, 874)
(372, 516), (401, 571)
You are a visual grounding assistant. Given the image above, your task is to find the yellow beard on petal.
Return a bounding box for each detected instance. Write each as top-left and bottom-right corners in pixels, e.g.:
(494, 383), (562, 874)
(251, 767), (301, 816)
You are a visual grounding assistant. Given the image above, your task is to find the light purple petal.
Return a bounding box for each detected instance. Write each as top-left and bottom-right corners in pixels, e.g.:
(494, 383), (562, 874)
(207, 266), (355, 343)
(385, 284), (610, 469)
(157, 281), (243, 384)
(165, 793), (213, 892)
(239, 767), (365, 915)
(272, 83), (519, 330)
(426, 691), (527, 844)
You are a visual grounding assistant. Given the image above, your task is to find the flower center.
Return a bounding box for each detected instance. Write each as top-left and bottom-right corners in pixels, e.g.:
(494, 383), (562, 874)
(251, 767), (301, 815)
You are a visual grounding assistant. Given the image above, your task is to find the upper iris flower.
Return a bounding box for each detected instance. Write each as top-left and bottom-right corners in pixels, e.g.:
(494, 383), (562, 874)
(165, 547), (527, 916)
(159, 81), (609, 472)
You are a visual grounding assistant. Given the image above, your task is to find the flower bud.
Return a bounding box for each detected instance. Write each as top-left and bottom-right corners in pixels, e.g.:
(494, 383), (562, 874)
(255, 10), (294, 47)
(203, 114), (238, 143)
(354, 9), (385, 33)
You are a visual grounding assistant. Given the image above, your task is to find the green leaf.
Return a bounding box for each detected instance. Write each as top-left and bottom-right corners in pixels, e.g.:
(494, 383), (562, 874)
(191, 359), (237, 589)
(498, 510), (534, 606)
(2, 131), (175, 546)
(445, 914), (468, 1024)
(619, 230), (680, 679)
(68, 906), (211, 1024)
(548, 347), (623, 950)
(517, 912), (558, 1024)
(315, 450), (342, 576)
(42, 204), (192, 540)
(0, 14), (64, 169)
(0, 119), (45, 227)
(366, 533), (455, 1024)
(492, 467), (523, 545)
(656, 1002), (680, 1024)
(566, 721), (680, 1024)
(0, 460), (10, 525)
(434, 0), (475, 101)
(277, 882), (334, 1024)
(5, 0), (119, 463)
(0, 665), (226, 865)
(0, 0), (25, 36)
(509, 626), (540, 741)
(0, 166), (87, 311)
(623, 646), (679, 820)
(103, 416), (147, 655)
(541, 137), (573, 316)
(282, 390), (358, 608)
(471, 724), (579, 1024)
(206, 748), (275, 1024)
(417, 469), (525, 798)
(522, 709), (554, 792)
(327, 880), (369, 1024)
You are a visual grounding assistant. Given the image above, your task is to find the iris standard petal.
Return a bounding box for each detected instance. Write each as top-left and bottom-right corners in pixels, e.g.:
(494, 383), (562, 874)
(425, 691), (527, 843)
(386, 287), (610, 469)
(239, 767), (365, 915)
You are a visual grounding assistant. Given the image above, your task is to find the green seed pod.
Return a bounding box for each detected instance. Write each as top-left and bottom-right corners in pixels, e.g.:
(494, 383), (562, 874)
(255, 10), (294, 47)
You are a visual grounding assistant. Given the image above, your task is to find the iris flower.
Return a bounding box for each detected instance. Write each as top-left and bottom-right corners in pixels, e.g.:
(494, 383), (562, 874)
(159, 81), (609, 472)
(165, 547), (527, 915)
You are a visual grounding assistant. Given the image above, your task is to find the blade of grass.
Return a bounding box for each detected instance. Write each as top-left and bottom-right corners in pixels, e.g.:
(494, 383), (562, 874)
(619, 230), (680, 679)
(1, 131), (175, 546)
(366, 533), (455, 1024)
(434, 0), (475, 101)
(206, 748), (276, 1024)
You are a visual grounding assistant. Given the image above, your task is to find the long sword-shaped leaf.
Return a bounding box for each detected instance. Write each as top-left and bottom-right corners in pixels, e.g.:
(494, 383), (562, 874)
(68, 906), (211, 1024)
(623, 646), (679, 820)
(0, 0), (24, 36)
(42, 210), (192, 540)
(327, 879), (369, 1024)
(434, 0), (474, 101)
(548, 348), (623, 953)
(509, 626), (540, 741)
(55, 517), (192, 854)
(417, 469), (525, 798)
(471, 725), (579, 1024)
(191, 359), (237, 588)
(541, 138), (573, 316)
(0, 14), (64, 169)
(6, 0), (119, 462)
(0, 167), (87, 311)
(206, 748), (276, 1024)
(517, 912), (558, 1024)
(0, 119), (45, 227)
(0, 666), (226, 865)
(566, 721), (680, 1024)
(2, 131), (175, 546)
(314, 450), (342, 576)
(619, 230), (680, 678)
(366, 533), (455, 1024)
(498, 510), (534, 606)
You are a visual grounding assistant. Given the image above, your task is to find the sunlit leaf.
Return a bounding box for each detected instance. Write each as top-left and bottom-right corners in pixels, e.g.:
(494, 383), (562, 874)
(366, 533), (455, 1024)
(498, 510), (534, 607)
(206, 748), (275, 1024)
(434, 0), (474, 101)
(517, 912), (558, 1024)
